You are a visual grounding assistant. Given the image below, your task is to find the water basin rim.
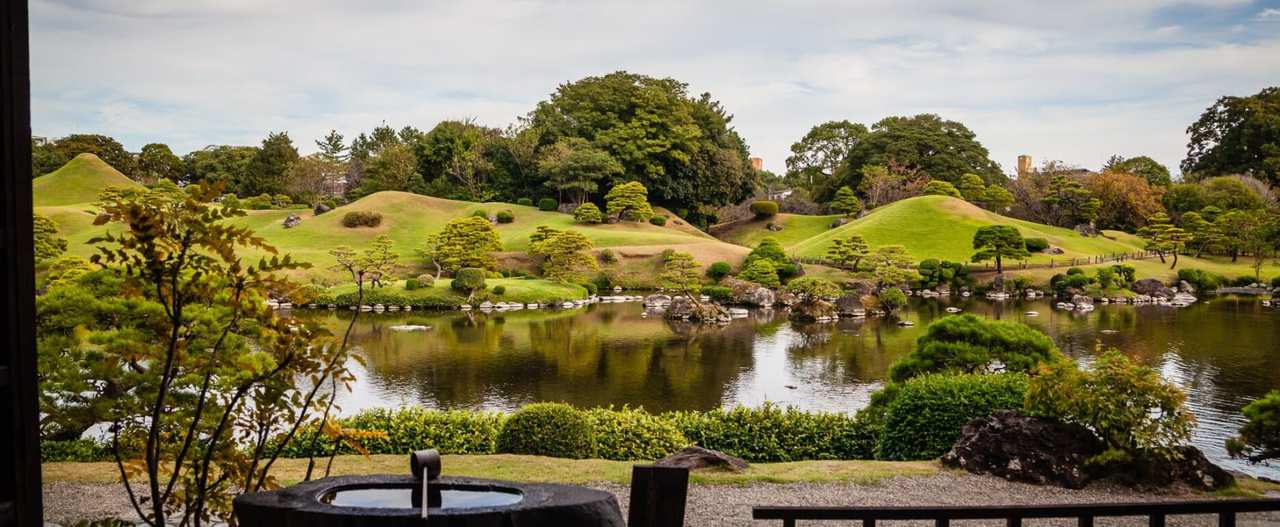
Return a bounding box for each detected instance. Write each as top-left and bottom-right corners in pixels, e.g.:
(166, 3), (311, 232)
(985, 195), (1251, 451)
(317, 481), (524, 512)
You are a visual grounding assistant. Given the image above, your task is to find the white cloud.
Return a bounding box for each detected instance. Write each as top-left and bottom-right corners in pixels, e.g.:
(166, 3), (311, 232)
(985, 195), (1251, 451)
(29, 0), (1280, 177)
(1257, 8), (1280, 20)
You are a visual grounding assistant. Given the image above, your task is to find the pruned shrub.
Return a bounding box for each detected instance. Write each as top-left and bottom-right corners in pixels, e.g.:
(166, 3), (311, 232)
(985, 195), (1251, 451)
(887, 314), (1061, 382)
(666, 404), (877, 462)
(591, 274), (613, 293)
(750, 200), (780, 218)
(471, 209), (490, 219)
(342, 210), (383, 228)
(516, 197), (534, 206)
(450, 268), (487, 295)
(649, 215), (667, 226)
(497, 403), (596, 459)
(404, 278), (422, 291)
(538, 198), (559, 212)
(706, 261), (732, 282)
(582, 281), (598, 296)
(876, 373), (1028, 460)
(1024, 237), (1050, 252)
(923, 180), (962, 198)
(574, 202), (604, 224)
(416, 273), (435, 287)
(586, 407), (689, 461)
(491, 285), (506, 295)
(496, 210), (515, 224)
(599, 248), (616, 264)
(244, 193), (274, 210)
(42, 439), (111, 462)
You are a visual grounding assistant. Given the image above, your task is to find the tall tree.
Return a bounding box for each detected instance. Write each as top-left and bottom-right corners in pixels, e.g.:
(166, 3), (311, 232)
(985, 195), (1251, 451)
(785, 120), (867, 190)
(971, 226), (1029, 274)
(1183, 86), (1280, 184)
(285, 154), (342, 204)
(828, 113), (1002, 201)
(1041, 175), (1100, 228)
(316, 130), (349, 164)
(183, 145), (258, 192)
(1104, 155), (1171, 187)
(135, 143), (183, 184)
(32, 138), (68, 178)
(1085, 171), (1165, 231)
(53, 133), (137, 175)
(537, 137), (622, 205)
(527, 71), (754, 214)
(243, 132), (300, 196)
(354, 142), (424, 197)
(417, 120), (497, 201)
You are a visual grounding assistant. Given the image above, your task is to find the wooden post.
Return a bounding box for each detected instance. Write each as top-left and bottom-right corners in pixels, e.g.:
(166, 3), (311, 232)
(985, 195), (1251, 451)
(0, 1), (43, 524)
(628, 465), (689, 527)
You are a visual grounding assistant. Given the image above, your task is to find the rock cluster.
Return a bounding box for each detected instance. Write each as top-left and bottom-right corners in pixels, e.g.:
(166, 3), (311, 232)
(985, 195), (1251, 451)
(282, 214), (302, 229)
(655, 446), (749, 472)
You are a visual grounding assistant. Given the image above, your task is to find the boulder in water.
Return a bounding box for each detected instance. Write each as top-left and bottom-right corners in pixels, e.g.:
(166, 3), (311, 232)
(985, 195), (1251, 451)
(1132, 279), (1174, 299)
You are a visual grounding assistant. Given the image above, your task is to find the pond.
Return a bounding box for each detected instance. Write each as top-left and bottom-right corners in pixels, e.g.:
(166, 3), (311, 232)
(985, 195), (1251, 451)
(297, 296), (1280, 478)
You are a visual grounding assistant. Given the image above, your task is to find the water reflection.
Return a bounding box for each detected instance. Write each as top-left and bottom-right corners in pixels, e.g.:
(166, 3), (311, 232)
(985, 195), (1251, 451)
(298, 296), (1280, 478)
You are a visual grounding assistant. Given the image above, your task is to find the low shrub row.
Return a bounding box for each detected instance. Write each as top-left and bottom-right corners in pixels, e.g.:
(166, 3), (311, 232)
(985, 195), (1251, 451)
(876, 373), (1028, 460)
(42, 439), (113, 462)
(342, 210), (383, 228)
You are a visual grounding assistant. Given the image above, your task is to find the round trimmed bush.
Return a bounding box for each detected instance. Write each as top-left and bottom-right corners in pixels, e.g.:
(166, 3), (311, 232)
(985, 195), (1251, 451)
(416, 273), (436, 287)
(701, 285), (732, 303)
(341, 211), (383, 228)
(574, 202), (604, 224)
(582, 281), (598, 296)
(497, 403), (596, 459)
(496, 210), (515, 224)
(750, 200), (780, 218)
(1272, 276), (1280, 288)
(404, 278), (421, 291)
(648, 215), (667, 226)
(1024, 237), (1050, 252)
(516, 197), (534, 206)
(538, 198), (559, 212)
(471, 209), (489, 218)
(876, 373), (1028, 460)
(451, 268), (487, 294)
(599, 248), (616, 264)
(706, 261), (732, 282)
(491, 285), (506, 295)
(586, 407), (688, 461)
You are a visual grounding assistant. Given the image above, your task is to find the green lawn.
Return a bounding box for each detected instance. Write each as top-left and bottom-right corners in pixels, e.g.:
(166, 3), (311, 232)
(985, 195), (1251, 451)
(791, 195), (1143, 263)
(42, 454), (939, 487)
(717, 213), (844, 249)
(33, 153), (142, 207)
(328, 277), (589, 304)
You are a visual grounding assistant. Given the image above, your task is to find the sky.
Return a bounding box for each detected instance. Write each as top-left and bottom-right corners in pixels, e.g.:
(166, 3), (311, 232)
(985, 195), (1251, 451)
(29, 0), (1280, 177)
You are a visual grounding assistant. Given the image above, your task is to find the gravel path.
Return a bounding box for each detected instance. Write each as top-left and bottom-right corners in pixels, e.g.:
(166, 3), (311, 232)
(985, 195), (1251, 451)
(45, 473), (1280, 526)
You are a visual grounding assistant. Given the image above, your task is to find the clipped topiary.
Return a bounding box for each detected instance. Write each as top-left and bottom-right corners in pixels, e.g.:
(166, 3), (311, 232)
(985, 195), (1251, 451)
(649, 215), (667, 226)
(491, 284), (506, 295)
(496, 210), (515, 224)
(450, 268), (487, 297)
(497, 403), (596, 459)
(1024, 237), (1050, 252)
(750, 200), (780, 218)
(888, 314), (1061, 383)
(706, 261), (732, 282)
(341, 210), (383, 228)
(517, 197), (534, 206)
(538, 198), (559, 212)
(574, 202), (604, 224)
(876, 373), (1028, 460)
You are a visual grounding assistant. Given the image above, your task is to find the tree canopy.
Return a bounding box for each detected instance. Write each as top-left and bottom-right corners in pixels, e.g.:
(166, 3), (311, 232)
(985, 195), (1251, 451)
(785, 120), (867, 190)
(971, 225), (1029, 274)
(434, 216), (503, 272)
(888, 314), (1062, 382)
(1183, 86), (1280, 185)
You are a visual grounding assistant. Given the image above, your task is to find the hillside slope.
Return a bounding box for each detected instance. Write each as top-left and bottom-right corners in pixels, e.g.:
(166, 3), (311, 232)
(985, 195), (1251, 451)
(789, 195), (1143, 264)
(33, 153), (142, 207)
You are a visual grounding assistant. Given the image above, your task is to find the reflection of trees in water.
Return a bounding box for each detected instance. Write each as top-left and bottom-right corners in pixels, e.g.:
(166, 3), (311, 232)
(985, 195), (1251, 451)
(782, 315), (914, 385)
(343, 304), (756, 411)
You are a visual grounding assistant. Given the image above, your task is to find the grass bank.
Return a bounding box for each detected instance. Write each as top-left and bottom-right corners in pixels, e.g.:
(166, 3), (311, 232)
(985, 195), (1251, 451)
(42, 454), (939, 487)
(323, 277), (589, 306)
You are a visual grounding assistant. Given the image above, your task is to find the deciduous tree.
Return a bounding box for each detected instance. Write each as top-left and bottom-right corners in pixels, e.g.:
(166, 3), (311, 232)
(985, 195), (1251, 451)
(243, 131), (300, 196)
(1183, 86), (1280, 185)
(785, 120), (867, 190)
(538, 137), (623, 205)
(136, 143), (183, 184)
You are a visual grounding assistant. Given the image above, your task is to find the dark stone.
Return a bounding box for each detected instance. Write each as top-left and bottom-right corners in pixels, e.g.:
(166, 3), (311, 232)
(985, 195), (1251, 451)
(829, 218), (850, 228)
(1132, 278), (1174, 299)
(991, 274), (1006, 292)
(766, 222), (783, 232)
(313, 203), (332, 215)
(1104, 447), (1235, 491)
(835, 294), (866, 317)
(941, 411), (1103, 489)
(664, 296), (727, 323)
(655, 446), (749, 472)
(1046, 247), (1064, 255)
(234, 475), (624, 527)
(282, 214), (302, 229)
(790, 300), (837, 322)
(722, 278), (774, 307)
(1074, 223), (1100, 237)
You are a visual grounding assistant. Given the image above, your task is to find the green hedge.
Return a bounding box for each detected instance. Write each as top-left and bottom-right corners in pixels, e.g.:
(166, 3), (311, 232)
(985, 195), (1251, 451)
(269, 407), (507, 458)
(586, 407), (689, 461)
(876, 373), (1028, 461)
(497, 403), (596, 459)
(665, 404), (876, 462)
(42, 439), (112, 462)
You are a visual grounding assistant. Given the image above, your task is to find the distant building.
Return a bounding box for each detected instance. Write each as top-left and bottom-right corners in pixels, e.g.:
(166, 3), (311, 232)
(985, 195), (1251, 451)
(1016, 155), (1032, 178)
(749, 157), (764, 171)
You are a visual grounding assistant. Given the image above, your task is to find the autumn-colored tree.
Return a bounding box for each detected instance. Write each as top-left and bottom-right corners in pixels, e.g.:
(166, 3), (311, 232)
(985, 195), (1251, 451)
(78, 184), (363, 524)
(1086, 171), (1165, 231)
(971, 225), (1029, 274)
(826, 234), (870, 271)
(434, 216), (503, 272)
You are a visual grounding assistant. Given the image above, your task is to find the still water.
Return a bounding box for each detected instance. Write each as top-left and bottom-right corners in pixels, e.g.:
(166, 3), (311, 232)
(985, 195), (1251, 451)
(298, 297), (1280, 478)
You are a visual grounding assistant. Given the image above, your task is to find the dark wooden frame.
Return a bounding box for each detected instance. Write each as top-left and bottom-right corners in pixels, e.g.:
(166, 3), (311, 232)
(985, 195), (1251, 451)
(755, 499), (1280, 527)
(0, 1), (42, 526)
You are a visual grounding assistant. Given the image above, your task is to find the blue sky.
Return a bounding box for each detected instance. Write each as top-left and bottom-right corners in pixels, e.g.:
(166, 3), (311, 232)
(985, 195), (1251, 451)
(29, 0), (1280, 176)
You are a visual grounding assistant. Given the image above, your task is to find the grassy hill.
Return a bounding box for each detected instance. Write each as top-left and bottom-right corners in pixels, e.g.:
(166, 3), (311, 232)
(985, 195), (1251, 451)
(33, 153), (142, 207)
(716, 213), (844, 249)
(789, 195), (1143, 263)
